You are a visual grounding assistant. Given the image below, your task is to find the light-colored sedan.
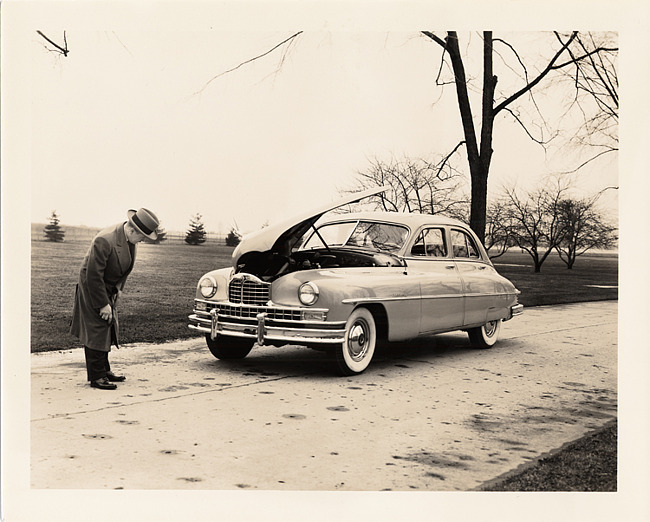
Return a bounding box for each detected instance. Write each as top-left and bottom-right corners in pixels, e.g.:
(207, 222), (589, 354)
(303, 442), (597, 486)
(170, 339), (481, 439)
(189, 188), (523, 375)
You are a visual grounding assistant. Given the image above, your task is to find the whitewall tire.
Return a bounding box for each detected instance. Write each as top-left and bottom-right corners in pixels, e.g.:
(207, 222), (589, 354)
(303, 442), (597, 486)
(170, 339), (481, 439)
(332, 308), (377, 376)
(467, 320), (501, 349)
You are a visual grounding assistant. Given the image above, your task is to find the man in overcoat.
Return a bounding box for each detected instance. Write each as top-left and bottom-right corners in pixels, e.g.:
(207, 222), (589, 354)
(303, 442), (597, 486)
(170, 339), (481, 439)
(70, 208), (160, 390)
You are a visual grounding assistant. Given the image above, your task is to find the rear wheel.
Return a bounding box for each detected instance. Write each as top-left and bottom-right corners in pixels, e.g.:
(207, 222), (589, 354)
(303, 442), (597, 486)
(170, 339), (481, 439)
(467, 320), (501, 349)
(332, 308), (376, 376)
(205, 334), (254, 359)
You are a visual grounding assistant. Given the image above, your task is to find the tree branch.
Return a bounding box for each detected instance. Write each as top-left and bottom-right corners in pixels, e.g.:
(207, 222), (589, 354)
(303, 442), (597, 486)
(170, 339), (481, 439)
(195, 31), (303, 94)
(492, 31), (616, 119)
(434, 140), (466, 179)
(492, 36), (545, 123)
(503, 107), (550, 145)
(557, 148), (617, 174)
(493, 37), (528, 81)
(493, 31), (580, 115)
(421, 31), (447, 49)
(37, 30), (69, 56)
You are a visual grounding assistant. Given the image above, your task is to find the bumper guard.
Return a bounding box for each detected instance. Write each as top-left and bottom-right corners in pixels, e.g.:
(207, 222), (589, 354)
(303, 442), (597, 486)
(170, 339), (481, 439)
(188, 309), (346, 345)
(505, 303), (524, 321)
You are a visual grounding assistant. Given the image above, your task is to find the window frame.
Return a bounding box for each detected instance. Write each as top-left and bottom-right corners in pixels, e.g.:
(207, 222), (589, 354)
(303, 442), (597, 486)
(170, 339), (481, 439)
(408, 226), (449, 259)
(450, 228), (481, 260)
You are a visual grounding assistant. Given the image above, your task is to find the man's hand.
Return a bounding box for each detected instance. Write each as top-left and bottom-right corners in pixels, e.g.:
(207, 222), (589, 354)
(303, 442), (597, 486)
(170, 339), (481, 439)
(99, 304), (113, 323)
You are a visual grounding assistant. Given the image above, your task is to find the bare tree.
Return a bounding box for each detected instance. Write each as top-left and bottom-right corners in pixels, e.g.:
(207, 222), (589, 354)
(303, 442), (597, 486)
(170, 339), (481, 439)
(344, 154), (469, 220)
(421, 31), (618, 243)
(484, 200), (513, 259)
(554, 195), (618, 269)
(500, 178), (570, 273)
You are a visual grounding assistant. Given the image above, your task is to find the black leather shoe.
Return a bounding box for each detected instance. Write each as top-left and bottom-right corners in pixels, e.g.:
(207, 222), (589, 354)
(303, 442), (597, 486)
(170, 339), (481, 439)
(90, 377), (117, 390)
(106, 371), (126, 382)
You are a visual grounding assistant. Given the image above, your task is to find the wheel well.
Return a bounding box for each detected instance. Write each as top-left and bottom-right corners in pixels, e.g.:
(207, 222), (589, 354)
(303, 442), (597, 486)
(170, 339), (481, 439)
(358, 304), (388, 342)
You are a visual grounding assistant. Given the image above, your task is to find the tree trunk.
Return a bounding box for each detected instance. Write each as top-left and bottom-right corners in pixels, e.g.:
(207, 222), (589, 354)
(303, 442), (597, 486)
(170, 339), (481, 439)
(532, 251), (542, 273)
(474, 32), (496, 244)
(445, 31), (495, 244)
(567, 248), (576, 269)
(470, 169), (489, 243)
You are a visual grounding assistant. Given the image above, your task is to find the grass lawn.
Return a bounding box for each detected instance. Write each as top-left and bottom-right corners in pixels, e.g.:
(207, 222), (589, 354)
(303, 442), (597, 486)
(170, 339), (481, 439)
(480, 420), (617, 492)
(492, 251), (618, 307)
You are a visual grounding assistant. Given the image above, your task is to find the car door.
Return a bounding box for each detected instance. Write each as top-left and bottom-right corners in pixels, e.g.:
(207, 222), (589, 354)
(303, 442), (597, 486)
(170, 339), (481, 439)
(407, 226), (464, 334)
(450, 228), (497, 327)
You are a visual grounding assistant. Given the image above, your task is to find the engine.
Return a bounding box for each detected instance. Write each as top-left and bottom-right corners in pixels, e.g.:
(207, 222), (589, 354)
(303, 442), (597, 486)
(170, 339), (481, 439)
(235, 247), (404, 282)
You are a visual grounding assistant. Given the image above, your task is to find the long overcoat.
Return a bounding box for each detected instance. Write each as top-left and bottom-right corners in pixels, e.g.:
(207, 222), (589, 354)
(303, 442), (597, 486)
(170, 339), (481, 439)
(70, 223), (136, 351)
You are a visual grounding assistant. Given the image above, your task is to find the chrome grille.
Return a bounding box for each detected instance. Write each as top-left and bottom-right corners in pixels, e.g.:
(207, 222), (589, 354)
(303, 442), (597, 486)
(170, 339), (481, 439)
(229, 278), (271, 305)
(216, 303), (302, 321)
(193, 300), (329, 324)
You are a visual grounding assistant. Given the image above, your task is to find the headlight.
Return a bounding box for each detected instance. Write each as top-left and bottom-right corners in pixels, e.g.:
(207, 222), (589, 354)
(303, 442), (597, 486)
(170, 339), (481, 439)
(199, 276), (217, 298)
(299, 282), (319, 306)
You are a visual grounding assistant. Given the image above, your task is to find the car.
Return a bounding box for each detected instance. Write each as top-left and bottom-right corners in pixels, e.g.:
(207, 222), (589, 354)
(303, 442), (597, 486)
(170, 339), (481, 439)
(188, 187), (523, 375)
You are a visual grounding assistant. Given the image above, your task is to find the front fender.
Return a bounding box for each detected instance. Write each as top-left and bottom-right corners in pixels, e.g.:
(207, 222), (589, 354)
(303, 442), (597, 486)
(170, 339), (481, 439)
(271, 268), (413, 323)
(195, 267), (232, 301)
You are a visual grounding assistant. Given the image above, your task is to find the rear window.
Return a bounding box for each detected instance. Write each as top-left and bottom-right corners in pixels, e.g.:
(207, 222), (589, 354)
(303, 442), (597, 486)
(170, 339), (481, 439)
(451, 229), (480, 258)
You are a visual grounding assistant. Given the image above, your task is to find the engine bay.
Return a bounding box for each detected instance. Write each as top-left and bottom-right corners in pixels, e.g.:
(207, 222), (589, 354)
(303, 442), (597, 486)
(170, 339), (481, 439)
(235, 247), (404, 282)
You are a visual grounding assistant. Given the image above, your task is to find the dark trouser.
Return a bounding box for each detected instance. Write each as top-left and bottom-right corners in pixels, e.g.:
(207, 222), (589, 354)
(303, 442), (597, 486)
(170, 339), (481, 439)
(84, 347), (111, 381)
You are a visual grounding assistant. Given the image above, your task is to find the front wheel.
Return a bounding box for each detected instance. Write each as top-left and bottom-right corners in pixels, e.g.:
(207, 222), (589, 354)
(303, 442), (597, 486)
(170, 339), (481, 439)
(332, 308), (377, 376)
(205, 334), (255, 359)
(467, 320), (501, 349)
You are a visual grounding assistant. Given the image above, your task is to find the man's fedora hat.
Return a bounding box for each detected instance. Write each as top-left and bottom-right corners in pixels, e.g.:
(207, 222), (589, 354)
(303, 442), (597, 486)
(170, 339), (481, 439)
(127, 208), (159, 240)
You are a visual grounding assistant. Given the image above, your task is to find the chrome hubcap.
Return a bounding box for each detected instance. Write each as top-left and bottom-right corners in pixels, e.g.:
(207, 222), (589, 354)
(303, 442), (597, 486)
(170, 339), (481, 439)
(484, 321), (497, 337)
(348, 322), (369, 361)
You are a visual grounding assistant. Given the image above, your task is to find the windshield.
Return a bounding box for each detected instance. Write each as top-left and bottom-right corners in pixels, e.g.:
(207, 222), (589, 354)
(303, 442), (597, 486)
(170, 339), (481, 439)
(300, 221), (409, 254)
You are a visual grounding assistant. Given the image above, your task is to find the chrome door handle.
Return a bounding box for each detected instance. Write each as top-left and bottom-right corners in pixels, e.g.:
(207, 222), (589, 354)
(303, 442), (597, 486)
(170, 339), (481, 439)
(445, 265), (455, 270)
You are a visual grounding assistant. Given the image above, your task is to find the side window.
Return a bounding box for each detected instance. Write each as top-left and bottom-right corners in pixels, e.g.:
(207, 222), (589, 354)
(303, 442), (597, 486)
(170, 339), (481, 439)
(451, 229), (480, 259)
(467, 235), (479, 258)
(451, 230), (467, 257)
(410, 228), (447, 257)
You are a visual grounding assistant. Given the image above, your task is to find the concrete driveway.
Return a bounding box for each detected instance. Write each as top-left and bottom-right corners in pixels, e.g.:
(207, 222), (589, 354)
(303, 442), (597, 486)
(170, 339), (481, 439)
(31, 300), (617, 491)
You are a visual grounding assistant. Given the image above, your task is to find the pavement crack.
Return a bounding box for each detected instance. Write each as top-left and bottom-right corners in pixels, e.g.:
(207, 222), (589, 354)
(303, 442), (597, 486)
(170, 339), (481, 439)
(506, 321), (617, 340)
(31, 373), (318, 421)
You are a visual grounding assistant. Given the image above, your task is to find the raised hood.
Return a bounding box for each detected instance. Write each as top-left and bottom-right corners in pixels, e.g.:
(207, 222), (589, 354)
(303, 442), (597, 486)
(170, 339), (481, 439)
(231, 186), (387, 267)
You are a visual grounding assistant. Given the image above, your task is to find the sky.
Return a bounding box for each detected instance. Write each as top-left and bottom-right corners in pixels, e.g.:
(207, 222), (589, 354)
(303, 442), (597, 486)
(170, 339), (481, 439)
(7, 3), (620, 235)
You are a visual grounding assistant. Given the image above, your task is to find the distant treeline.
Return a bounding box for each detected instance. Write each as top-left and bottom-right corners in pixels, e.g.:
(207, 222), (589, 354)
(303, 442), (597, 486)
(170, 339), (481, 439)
(31, 223), (229, 244)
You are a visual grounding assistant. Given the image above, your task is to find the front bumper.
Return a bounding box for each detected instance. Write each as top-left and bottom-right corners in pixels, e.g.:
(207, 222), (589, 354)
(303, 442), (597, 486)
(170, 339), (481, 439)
(188, 299), (346, 345)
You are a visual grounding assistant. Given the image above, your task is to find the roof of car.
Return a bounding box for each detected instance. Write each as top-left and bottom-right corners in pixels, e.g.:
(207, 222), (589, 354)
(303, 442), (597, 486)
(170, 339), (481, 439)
(318, 210), (469, 230)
